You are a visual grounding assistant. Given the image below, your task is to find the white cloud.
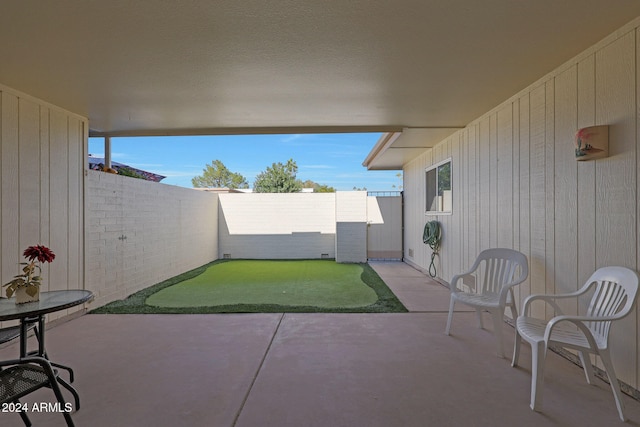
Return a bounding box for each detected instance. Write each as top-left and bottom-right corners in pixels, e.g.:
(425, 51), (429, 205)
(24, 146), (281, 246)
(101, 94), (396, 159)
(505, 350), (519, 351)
(280, 134), (304, 143)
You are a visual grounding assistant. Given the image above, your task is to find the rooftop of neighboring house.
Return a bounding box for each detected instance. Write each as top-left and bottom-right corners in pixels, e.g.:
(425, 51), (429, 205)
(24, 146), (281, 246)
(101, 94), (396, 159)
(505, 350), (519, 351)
(88, 155), (166, 182)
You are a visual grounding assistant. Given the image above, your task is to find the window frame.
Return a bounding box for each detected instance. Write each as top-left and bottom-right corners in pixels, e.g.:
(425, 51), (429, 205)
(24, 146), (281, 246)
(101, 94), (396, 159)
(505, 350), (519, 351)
(425, 158), (452, 215)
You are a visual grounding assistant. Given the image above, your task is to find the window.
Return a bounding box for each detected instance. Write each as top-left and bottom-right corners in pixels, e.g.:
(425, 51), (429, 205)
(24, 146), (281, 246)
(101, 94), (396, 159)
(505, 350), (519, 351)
(425, 159), (452, 214)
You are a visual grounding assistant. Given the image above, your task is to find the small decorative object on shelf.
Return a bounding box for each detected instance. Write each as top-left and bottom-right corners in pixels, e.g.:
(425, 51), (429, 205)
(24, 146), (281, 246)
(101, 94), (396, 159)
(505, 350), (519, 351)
(3, 245), (55, 304)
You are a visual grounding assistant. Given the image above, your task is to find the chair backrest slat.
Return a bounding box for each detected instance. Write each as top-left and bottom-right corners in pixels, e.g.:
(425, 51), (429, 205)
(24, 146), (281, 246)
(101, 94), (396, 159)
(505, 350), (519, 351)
(584, 268), (639, 342)
(476, 248), (528, 296)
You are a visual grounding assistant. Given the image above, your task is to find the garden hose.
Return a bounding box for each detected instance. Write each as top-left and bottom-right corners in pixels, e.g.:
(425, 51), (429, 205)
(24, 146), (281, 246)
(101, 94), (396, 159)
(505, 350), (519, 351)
(423, 221), (442, 277)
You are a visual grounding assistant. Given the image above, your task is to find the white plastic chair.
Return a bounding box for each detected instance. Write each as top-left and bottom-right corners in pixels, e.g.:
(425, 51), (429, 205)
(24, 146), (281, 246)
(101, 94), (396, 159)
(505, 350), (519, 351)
(512, 266), (639, 421)
(445, 248), (529, 357)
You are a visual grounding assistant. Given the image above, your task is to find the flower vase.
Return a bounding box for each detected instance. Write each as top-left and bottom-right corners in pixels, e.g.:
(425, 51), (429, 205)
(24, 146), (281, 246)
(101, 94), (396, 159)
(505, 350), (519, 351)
(15, 286), (40, 304)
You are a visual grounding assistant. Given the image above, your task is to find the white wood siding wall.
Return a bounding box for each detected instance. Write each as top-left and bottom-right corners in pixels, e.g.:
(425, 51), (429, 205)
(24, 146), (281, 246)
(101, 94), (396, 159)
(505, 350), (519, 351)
(0, 85), (86, 324)
(403, 19), (640, 389)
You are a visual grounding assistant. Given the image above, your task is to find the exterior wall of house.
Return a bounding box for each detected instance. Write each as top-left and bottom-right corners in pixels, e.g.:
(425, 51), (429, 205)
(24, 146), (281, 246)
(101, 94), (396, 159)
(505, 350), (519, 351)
(402, 17), (640, 389)
(85, 171), (218, 307)
(0, 85), (86, 325)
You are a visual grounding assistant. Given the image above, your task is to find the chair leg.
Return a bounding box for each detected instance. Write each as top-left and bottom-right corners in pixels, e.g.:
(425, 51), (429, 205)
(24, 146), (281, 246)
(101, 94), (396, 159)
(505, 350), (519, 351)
(491, 310), (504, 358)
(49, 378), (75, 427)
(511, 328), (521, 367)
(599, 350), (626, 422)
(445, 297), (455, 335)
(57, 376), (81, 410)
(578, 351), (595, 385)
(17, 402), (32, 426)
(476, 309), (484, 329)
(508, 289), (518, 320)
(530, 340), (546, 412)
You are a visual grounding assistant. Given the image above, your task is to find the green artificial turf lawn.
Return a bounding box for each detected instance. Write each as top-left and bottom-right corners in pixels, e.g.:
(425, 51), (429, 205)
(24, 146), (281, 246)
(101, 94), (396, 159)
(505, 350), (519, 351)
(147, 260), (378, 308)
(91, 259), (407, 314)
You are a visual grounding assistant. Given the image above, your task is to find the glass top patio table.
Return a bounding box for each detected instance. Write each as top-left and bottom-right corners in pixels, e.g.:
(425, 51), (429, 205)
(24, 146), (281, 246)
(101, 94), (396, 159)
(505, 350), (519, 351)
(0, 290), (94, 321)
(0, 290), (93, 359)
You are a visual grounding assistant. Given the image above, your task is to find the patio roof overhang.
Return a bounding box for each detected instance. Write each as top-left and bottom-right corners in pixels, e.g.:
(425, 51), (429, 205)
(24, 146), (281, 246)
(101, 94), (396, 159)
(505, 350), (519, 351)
(363, 127), (462, 170)
(1, 1), (640, 141)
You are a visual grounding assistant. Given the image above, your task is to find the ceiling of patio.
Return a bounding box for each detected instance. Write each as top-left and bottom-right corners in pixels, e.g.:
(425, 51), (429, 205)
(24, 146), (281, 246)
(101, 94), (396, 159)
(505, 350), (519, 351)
(2, 1), (640, 165)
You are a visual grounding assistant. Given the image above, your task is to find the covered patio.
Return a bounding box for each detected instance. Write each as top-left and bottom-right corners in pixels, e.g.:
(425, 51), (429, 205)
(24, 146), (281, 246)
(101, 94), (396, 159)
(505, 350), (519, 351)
(3, 2), (640, 426)
(1, 262), (638, 426)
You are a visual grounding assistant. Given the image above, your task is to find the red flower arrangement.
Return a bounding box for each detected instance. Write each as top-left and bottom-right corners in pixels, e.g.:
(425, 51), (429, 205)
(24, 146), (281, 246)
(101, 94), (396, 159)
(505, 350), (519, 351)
(3, 245), (55, 299)
(23, 245), (56, 264)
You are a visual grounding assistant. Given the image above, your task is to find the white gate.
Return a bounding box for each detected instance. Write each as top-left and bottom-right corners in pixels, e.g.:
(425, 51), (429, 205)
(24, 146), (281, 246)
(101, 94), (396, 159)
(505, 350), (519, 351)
(367, 193), (403, 260)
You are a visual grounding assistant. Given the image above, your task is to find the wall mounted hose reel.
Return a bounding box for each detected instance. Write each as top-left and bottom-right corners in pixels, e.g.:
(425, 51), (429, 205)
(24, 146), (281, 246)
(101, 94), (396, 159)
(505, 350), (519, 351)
(423, 221), (442, 278)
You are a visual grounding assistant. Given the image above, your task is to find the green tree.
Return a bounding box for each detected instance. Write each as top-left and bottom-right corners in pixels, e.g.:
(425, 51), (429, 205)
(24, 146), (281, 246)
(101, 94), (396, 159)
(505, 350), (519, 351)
(253, 159), (303, 193)
(192, 160), (249, 189)
(301, 179), (335, 193)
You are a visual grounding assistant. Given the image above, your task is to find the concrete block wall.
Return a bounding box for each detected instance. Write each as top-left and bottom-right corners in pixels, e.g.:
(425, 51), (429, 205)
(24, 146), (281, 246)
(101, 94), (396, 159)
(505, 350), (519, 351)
(218, 191), (370, 262)
(85, 171), (218, 307)
(218, 193), (336, 259)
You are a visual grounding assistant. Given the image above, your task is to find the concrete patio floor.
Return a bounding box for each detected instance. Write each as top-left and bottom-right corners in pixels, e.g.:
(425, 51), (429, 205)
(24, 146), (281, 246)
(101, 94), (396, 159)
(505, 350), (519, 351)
(2, 261), (640, 426)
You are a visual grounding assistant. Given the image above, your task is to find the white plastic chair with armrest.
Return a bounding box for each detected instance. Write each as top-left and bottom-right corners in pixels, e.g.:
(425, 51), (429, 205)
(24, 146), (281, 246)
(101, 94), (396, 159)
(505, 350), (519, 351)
(512, 266), (639, 421)
(445, 248), (529, 358)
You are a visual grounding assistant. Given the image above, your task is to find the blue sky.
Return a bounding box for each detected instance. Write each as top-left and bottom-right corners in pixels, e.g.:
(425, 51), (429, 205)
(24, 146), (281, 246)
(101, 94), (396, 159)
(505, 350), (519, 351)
(88, 133), (402, 191)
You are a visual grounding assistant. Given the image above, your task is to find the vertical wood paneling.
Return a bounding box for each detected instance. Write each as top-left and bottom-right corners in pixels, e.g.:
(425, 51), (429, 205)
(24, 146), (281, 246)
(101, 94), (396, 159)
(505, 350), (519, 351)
(595, 31), (637, 385)
(67, 118), (82, 290)
(440, 138), (451, 278)
(637, 28), (640, 391)
(529, 85), (547, 318)
(18, 99), (41, 249)
(460, 129), (468, 269)
(544, 81), (556, 317)
(1, 93), (19, 284)
(595, 32), (636, 268)
(627, 28), (640, 389)
(518, 94), (532, 305)
(512, 101), (520, 251)
(497, 105), (513, 249)
(576, 56), (597, 310)
(489, 113), (498, 248)
(576, 55), (599, 374)
(39, 107), (51, 282)
(553, 67), (579, 316)
(49, 111), (69, 294)
(0, 87), (86, 325)
(450, 134), (463, 278)
(479, 117), (491, 251)
(467, 125), (478, 268)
